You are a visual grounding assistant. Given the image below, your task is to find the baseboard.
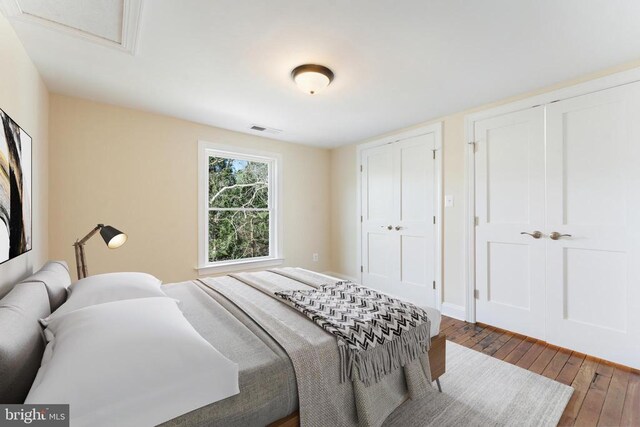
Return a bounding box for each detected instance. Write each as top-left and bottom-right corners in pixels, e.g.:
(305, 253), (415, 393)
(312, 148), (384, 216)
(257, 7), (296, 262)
(441, 302), (466, 321)
(322, 271), (359, 283)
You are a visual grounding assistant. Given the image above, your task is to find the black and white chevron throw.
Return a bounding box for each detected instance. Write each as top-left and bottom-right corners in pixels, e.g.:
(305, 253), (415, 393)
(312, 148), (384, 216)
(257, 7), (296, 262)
(275, 281), (431, 386)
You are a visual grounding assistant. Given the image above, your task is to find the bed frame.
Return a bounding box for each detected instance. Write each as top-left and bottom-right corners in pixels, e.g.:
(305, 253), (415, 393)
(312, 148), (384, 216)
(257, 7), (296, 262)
(269, 333), (447, 427)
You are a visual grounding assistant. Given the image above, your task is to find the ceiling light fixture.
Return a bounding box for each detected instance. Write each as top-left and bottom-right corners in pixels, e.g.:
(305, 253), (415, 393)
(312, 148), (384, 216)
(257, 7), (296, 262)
(291, 64), (334, 95)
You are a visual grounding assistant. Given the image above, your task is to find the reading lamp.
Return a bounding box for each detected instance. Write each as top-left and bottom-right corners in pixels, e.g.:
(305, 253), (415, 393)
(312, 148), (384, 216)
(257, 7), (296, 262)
(73, 224), (127, 279)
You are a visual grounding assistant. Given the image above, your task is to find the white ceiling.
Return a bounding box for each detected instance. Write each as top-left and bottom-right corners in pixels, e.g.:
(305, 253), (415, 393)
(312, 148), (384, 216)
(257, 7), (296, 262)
(4, 0), (640, 147)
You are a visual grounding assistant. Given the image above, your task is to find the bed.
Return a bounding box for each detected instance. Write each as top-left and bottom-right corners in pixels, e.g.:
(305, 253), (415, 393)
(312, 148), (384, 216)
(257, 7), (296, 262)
(0, 262), (446, 427)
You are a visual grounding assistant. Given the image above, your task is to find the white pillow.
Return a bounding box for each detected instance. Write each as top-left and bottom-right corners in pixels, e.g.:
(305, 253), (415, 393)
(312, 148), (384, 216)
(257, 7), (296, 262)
(26, 297), (239, 427)
(41, 272), (165, 325)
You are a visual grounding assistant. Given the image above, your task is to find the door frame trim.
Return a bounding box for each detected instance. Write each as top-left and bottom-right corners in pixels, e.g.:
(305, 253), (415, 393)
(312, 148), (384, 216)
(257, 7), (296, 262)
(463, 66), (640, 323)
(356, 122), (444, 309)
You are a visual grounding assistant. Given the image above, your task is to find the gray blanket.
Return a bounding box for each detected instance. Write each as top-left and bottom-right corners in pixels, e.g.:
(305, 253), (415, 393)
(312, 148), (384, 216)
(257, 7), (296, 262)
(198, 268), (433, 427)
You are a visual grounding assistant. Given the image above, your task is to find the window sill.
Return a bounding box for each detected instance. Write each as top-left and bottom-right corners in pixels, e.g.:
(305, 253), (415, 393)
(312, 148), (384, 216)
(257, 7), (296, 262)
(196, 258), (285, 276)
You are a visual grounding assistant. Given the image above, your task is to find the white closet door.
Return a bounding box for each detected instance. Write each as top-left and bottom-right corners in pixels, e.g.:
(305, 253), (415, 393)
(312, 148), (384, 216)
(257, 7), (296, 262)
(546, 83), (640, 369)
(394, 134), (436, 307)
(361, 144), (397, 294)
(361, 134), (437, 306)
(475, 106), (546, 339)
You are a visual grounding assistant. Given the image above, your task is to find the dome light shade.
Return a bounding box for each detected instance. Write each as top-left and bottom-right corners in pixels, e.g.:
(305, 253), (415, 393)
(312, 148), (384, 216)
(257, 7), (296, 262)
(100, 225), (128, 249)
(291, 64), (334, 95)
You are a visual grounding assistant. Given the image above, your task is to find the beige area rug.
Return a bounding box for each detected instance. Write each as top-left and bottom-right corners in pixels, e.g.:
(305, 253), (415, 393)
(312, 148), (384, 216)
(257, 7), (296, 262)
(383, 341), (573, 426)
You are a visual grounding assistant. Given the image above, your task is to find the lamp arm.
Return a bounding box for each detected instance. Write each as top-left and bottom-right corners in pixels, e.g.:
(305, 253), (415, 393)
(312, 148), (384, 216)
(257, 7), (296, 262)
(73, 224), (104, 280)
(75, 224), (104, 246)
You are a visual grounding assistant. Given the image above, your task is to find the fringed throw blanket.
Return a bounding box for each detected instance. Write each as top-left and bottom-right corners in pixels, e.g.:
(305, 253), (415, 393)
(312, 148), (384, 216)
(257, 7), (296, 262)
(275, 281), (431, 386)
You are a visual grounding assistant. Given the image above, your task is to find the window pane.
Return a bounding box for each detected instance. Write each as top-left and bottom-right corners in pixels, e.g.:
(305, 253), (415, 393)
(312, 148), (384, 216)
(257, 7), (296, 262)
(209, 157), (268, 209)
(209, 210), (270, 262)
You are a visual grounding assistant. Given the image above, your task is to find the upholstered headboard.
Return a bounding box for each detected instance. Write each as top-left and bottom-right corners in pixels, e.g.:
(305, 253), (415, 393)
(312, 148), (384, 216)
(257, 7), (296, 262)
(20, 261), (71, 313)
(0, 261), (71, 403)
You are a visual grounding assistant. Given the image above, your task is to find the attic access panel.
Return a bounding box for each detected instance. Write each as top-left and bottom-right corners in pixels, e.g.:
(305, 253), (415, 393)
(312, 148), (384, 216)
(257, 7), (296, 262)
(0, 0), (142, 53)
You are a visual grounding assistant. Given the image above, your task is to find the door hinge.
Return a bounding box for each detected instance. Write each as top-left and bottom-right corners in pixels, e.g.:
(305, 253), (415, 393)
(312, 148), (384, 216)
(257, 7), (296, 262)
(432, 281), (436, 290)
(433, 216), (436, 224)
(360, 265), (364, 273)
(360, 165), (363, 172)
(432, 150), (436, 160)
(360, 215), (363, 223)
(475, 216), (479, 226)
(474, 289), (480, 299)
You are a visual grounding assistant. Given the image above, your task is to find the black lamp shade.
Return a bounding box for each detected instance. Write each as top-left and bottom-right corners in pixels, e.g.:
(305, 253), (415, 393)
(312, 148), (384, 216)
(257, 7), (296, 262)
(100, 225), (127, 249)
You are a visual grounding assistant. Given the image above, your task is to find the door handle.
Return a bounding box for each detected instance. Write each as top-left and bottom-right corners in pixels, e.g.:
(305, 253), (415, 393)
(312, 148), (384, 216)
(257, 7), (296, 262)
(395, 226), (403, 231)
(549, 232), (572, 240)
(381, 225), (393, 230)
(520, 231), (542, 239)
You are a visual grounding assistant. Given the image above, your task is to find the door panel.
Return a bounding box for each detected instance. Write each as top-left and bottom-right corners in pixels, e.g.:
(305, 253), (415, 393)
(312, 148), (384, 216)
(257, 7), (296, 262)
(400, 142), (430, 222)
(488, 242), (531, 310)
(401, 235), (427, 284)
(361, 145), (396, 294)
(546, 82), (640, 369)
(486, 121), (532, 224)
(366, 149), (394, 222)
(564, 248), (627, 332)
(367, 233), (394, 278)
(475, 106), (546, 339)
(396, 134), (435, 307)
(561, 102), (627, 226)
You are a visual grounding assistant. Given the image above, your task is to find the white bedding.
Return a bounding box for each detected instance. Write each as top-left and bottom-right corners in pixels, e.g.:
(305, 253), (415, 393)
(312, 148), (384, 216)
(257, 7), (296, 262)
(422, 305), (442, 337)
(41, 272), (166, 325)
(26, 297), (239, 427)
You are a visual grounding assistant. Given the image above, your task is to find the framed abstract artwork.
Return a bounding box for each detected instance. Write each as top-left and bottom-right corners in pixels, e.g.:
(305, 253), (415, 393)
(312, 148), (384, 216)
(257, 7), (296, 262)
(0, 109), (32, 265)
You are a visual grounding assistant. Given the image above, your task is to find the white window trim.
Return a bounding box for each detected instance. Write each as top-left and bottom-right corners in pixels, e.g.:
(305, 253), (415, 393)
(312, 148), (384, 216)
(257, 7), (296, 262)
(197, 141), (283, 275)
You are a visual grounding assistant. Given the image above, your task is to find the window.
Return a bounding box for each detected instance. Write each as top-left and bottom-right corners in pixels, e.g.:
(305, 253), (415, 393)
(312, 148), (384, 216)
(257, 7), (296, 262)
(198, 142), (282, 273)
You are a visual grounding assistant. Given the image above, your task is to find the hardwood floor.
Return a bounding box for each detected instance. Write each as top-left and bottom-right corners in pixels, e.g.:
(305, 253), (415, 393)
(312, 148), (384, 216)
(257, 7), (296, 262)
(440, 315), (640, 427)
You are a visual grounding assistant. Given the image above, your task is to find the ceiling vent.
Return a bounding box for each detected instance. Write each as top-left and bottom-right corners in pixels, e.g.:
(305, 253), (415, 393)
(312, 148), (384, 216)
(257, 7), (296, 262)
(250, 125), (282, 135)
(0, 0), (143, 54)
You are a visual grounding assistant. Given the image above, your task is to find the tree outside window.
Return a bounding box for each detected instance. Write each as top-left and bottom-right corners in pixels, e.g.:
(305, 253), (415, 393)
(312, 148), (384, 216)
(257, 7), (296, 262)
(208, 156), (272, 262)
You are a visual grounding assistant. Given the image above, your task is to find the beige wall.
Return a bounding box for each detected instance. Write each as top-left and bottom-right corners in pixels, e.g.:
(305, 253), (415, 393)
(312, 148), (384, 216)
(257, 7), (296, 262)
(0, 15), (49, 296)
(329, 144), (358, 279)
(330, 59), (640, 311)
(49, 95), (331, 283)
